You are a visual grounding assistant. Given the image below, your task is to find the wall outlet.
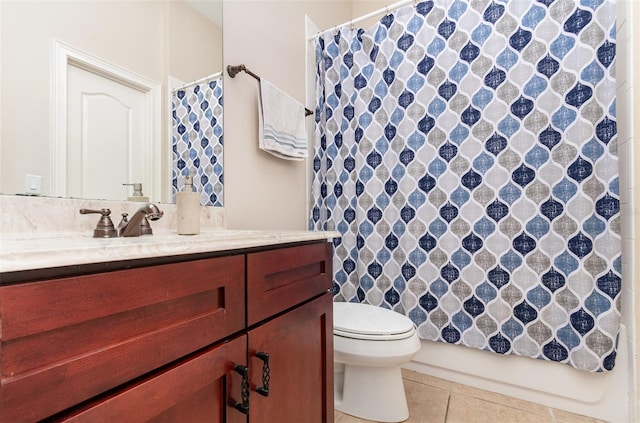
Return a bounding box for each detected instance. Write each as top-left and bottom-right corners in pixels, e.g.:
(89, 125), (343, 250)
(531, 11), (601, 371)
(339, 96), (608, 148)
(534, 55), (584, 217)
(25, 174), (42, 195)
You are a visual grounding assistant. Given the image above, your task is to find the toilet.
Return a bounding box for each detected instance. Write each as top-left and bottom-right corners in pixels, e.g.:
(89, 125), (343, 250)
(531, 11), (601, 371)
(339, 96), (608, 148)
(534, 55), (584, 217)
(333, 302), (421, 422)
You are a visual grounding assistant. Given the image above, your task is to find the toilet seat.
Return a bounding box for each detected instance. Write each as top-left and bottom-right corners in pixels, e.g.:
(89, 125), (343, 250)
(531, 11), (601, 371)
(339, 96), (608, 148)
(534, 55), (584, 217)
(334, 302), (416, 341)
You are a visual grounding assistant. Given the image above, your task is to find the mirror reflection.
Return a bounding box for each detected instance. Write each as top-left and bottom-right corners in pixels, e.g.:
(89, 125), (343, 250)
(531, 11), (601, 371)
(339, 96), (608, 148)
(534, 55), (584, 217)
(0, 0), (223, 205)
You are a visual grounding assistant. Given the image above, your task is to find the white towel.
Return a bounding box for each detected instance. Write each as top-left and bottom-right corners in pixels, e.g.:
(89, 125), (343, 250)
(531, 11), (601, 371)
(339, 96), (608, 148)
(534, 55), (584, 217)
(258, 79), (308, 161)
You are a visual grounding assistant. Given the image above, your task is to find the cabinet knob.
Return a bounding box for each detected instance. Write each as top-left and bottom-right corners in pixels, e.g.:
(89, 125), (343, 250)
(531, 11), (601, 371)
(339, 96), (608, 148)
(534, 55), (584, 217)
(255, 352), (270, 397)
(232, 364), (250, 415)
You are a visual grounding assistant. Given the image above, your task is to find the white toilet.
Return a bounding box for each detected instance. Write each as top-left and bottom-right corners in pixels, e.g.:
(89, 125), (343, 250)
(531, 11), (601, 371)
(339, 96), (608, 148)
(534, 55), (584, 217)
(333, 302), (421, 422)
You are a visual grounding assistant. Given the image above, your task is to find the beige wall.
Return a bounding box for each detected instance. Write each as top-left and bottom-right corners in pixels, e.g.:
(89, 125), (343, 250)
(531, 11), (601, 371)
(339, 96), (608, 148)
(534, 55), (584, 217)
(223, 0), (351, 230)
(351, 0), (388, 29)
(614, 0), (638, 418)
(168, 1), (222, 82)
(631, 1), (640, 417)
(611, 0), (639, 418)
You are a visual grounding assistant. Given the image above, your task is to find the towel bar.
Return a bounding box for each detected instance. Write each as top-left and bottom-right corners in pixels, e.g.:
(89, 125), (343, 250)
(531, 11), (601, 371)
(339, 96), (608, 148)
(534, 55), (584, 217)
(227, 64), (314, 117)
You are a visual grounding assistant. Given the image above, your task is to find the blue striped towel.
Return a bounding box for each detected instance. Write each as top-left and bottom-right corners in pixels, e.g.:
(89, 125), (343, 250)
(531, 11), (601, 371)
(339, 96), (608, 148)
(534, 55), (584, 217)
(258, 79), (307, 161)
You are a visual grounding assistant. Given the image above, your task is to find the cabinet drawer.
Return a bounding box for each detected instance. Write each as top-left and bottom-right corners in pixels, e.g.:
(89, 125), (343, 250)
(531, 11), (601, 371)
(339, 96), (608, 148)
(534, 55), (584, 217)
(0, 255), (245, 422)
(58, 335), (247, 423)
(247, 242), (332, 326)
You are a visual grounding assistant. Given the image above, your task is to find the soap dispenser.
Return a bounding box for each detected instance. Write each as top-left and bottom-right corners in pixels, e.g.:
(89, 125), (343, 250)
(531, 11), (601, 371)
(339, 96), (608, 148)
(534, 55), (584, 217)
(177, 175), (200, 235)
(123, 183), (149, 202)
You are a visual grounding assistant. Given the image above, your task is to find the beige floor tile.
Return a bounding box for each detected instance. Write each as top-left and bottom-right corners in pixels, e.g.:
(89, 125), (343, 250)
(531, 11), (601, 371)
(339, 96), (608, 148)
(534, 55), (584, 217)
(334, 410), (375, 422)
(449, 381), (550, 417)
(552, 408), (610, 423)
(446, 393), (554, 423)
(401, 368), (453, 391)
(403, 378), (449, 423)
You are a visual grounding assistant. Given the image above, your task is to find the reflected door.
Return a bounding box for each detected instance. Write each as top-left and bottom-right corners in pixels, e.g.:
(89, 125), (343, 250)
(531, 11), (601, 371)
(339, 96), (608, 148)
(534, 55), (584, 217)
(67, 64), (148, 200)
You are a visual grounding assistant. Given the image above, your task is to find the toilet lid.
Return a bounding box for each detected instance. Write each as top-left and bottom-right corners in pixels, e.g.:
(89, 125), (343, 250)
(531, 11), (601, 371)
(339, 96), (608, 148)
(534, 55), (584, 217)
(333, 302), (416, 340)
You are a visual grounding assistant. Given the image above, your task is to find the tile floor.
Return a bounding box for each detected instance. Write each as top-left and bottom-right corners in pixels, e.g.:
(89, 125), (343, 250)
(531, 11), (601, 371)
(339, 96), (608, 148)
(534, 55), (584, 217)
(334, 369), (608, 423)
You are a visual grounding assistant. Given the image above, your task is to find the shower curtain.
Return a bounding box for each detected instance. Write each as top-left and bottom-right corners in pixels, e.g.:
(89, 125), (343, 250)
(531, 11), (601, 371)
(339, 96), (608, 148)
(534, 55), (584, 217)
(311, 0), (620, 372)
(172, 77), (224, 206)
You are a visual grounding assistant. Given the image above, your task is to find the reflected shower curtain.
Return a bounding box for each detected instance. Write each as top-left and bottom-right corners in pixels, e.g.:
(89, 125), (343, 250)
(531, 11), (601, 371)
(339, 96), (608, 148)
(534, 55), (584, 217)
(310, 0), (620, 372)
(172, 77), (224, 206)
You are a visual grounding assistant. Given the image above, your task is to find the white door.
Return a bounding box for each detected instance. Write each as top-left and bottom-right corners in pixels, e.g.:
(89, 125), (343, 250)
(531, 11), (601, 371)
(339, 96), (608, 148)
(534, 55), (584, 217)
(67, 64), (148, 200)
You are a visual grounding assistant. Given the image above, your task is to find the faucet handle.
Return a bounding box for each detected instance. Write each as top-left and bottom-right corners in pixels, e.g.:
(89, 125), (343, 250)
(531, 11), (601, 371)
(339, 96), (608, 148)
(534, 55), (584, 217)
(79, 208), (117, 238)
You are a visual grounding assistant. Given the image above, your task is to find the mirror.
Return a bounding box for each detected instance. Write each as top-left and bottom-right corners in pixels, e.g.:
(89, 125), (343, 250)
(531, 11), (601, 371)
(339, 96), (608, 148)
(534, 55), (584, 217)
(0, 0), (223, 206)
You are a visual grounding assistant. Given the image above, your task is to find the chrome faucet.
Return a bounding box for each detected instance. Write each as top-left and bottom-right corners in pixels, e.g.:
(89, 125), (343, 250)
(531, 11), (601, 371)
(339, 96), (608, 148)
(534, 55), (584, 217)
(118, 203), (164, 237)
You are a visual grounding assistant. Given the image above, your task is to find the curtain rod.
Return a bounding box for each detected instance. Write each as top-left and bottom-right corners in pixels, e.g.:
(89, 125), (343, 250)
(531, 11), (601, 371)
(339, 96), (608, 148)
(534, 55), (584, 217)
(227, 64), (314, 117)
(308, 0), (414, 41)
(172, 71), (223, 92)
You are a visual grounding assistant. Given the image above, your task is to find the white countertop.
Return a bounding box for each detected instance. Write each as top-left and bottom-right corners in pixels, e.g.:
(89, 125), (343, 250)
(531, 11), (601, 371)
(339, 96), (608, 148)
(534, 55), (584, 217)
(0, 195), (339, 274)
(0, 229), (339, 273)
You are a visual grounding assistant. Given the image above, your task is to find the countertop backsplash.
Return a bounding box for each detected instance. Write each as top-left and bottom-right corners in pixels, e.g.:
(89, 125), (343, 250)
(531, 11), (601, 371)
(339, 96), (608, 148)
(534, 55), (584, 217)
(0, 194), (226, 237)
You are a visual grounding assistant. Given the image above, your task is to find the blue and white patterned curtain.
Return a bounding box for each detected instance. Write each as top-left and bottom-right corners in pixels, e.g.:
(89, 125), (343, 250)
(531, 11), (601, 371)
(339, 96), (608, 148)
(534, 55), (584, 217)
(172, 77), (224, 206)
(311, 0), (620, 372)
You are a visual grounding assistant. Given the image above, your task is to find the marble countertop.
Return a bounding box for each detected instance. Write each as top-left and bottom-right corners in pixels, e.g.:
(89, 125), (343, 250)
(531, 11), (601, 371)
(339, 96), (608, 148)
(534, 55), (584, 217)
(0, 195), (339, 274)
(0, 229), (340, 273)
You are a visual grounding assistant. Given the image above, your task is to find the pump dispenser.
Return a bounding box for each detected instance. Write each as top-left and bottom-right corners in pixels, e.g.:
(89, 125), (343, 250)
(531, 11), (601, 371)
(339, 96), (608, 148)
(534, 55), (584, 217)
(176, 176), (200, 235)
(123, 183), (149, 202)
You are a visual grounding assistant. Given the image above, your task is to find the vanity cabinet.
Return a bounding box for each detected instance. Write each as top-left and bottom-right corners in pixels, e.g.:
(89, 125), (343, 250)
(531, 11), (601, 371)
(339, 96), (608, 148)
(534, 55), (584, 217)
(0, 240), (334, 422)
(246, 243), (333, 422)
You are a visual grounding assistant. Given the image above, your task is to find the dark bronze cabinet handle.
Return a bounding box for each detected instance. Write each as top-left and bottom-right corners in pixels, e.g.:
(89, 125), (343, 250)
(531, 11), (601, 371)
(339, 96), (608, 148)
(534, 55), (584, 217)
(255, 352), (270, 397)
(232, 364), (249, 415)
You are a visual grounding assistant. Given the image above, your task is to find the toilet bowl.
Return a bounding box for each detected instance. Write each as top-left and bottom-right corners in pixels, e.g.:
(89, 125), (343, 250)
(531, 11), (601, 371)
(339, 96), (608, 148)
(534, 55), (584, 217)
(333, 302), (421, 423)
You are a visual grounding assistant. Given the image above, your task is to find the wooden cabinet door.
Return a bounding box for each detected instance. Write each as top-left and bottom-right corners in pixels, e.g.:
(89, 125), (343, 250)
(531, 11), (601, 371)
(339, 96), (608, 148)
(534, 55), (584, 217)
(247, 293), (333, 423)
(60, 335), (248, 423)
(0, 255), (245, 422)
